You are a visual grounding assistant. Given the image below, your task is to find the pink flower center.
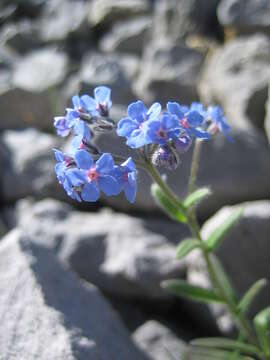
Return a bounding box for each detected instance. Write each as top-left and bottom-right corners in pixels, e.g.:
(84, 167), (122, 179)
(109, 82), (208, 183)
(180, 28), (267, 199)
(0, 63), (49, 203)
(157, 129), (167, 138)
(180, 118), (190, 129)
(87, 167), (99, 181)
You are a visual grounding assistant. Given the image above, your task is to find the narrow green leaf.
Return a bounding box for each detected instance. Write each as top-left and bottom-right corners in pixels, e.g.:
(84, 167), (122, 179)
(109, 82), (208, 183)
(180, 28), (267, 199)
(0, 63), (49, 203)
(206, 207), (244, 251)
(190, 338), (259, 356)
(162, 279), (224, 304)
(238, 279), (268, 314)
(254, 307), (270, 357)
(188, 346), (251, 360)
(184, 187), (211, 209)
(151, 183), (187, 223)
(176, 238), (201, 260)
(210, 254), (237, 302)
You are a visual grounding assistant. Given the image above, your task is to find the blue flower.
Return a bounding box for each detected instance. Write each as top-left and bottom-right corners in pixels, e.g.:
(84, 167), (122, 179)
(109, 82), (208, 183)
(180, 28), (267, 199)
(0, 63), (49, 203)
(71, 150), (121, 202)
(117, 100), (161, 148)
(71, 121), (92, 153)
(146, 112), (179, 145)
(114, 157), (137, 203)
(167, 102), (210, 139)
(80, 86), (112, 117)
(53, 116), (71, 137)
(207, 106), (232, 141)
(53, 149), (81, 202)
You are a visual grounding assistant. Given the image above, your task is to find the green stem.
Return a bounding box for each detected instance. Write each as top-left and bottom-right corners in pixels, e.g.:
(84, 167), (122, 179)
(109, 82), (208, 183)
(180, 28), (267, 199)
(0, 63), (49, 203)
(144, 157), (263, 356)
(188, 139), (203, 195)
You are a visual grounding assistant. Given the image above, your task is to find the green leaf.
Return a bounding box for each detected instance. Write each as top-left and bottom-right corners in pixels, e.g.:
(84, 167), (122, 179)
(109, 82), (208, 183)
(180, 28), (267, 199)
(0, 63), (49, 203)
(162, 279), (224, 304)
(205, 207), (244, 252)
(184, 187), (211, 209)
(210, 254), (236, 302)
(238, 279), (268, 314)
(176, 238), (201, 260)
(254, 307), (270, 357)
(190, 338), (259, 356)
(151, 183), (187, 223)
(188, 346), (252, 360)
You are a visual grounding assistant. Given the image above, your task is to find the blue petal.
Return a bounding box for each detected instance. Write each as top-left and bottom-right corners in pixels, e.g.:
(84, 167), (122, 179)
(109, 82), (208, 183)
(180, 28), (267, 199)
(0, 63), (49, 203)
(167, 102), (185, 119)
(98, 175), (122, 196)
(127, 101), (147, 122)
(186, 111), (204, 127)
(96, 153), (114, 174)
(126, 129), (151, 148)
(72, 95), (80, 109)
(81, 182), (100, 202)
(53, 149), (65, 162)
(80, 95), (97, 112)
(94, 86), (112, 108)
(117, 118), (138, 137)
(74, 121), (91, 141)
(121, 157), (136, 172)
(66, 168), (86, 186)
(190, 128), (210, 139)
(190, 102), (205, 116)
(161, 113), (179, 131)
(124, 172), (137, 203)
(147, 102), (161, 120)
(75, 150), (93, 170)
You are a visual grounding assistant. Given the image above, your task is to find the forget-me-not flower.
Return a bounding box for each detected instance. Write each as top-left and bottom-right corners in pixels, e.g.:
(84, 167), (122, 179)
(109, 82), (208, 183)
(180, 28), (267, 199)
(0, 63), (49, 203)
(146, 112), (179, 145)
(70, 150), (121, 202)
(117, 100), (161, 148)
(167, 102), (210, 139)
(80, 86), (112, 118)
(207, 106), (232, 141)
(114, 157), (137, 203)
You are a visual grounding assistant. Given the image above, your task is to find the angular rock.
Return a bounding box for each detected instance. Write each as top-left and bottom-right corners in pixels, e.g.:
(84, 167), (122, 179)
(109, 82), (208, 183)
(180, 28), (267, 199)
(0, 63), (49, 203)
(187, 201), (270, 326)
(78, 52), (135, 105)
(100, 16), (152, 54)
(0, 229), (149, 360)
(1, 128), (62, 202)
(0, 47), (68, 130)
(89, 0), (150, 27)
(39, 0), (91, 43)
(15, 198), (187, 300)
(217, 0), (270, 35)
(199, 34), (270, 130)
(93, 127), (270, 218)
(134, 40), (205, 106)
(133, 320), (187, 360)
(0, 21), (41, 54)
(153, 0), (221, 42)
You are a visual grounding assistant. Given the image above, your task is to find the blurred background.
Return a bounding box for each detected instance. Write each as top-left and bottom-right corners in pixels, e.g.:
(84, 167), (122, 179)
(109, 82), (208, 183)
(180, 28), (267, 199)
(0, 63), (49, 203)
(0, 0), (270, 359)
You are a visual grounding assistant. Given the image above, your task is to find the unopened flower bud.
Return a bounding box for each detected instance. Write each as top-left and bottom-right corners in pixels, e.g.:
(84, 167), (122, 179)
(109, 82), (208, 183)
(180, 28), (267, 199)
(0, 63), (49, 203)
(151, 145), (180, 170)
(173, 134), (192, 153)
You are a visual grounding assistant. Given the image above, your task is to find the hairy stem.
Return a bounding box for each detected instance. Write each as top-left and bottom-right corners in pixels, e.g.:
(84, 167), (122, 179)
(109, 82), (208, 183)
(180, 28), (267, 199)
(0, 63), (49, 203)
(188, 139), (203, 195)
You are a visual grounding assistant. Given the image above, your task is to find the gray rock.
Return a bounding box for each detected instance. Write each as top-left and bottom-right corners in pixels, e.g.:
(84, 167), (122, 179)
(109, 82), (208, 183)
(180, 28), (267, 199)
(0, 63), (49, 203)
(152, 0), (221, 42)
(39, 0), (91, 43)
(89, 0), (150, 27)
(0, 21), (41, 54)
(134, 40), (205, 106)
(1, 128), (62, 202)
(217, 0), (270, 35)
(133, 320), (187, 360)
(265, 84), (270, 143)
(78, 52), (136, 105)
(100, 16), (152, 54)
(15, 198), (187, 300)
(199, 34), (270, 130)
(0, 47), (68, 130)
(187, 201), (270, 328)
(93, 127), (270, 218)
(0, 229), (149, 360)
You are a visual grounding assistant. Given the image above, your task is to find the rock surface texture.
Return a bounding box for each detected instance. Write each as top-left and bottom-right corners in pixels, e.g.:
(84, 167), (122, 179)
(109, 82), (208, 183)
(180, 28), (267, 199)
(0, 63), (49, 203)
(0, 229), (149, 360)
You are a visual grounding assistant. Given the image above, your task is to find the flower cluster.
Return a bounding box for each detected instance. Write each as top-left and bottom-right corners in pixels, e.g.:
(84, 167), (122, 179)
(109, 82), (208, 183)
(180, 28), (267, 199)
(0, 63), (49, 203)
(53, 86), (231, 203)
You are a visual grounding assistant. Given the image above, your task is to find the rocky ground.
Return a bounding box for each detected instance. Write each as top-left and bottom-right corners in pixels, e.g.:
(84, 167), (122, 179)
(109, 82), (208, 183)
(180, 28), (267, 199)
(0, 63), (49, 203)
(0, 0), (270, 359)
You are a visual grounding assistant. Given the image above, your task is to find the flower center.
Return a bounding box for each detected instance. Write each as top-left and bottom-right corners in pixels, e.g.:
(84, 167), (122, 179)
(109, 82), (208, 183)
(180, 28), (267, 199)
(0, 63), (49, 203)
(123, 171), (129, 182)
(87, 167), (99, 181)
(157, 129), (167, 138)
(180, 118), (190, 129)
(97, 103), (108, 117)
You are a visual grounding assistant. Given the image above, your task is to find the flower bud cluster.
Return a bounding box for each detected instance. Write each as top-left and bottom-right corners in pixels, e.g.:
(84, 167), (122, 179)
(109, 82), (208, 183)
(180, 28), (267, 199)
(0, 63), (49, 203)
(53, 86), (231, 203)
